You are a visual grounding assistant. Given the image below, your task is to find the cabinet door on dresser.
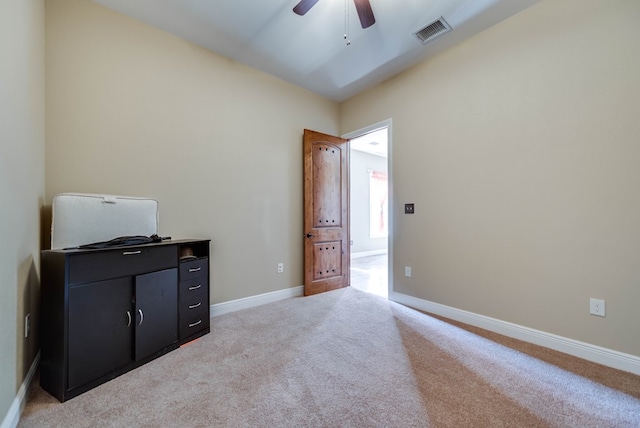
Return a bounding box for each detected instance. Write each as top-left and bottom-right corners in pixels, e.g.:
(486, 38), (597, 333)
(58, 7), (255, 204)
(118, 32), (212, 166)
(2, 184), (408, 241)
(134, 268), (178, 360)
(68, 277), (133, 390)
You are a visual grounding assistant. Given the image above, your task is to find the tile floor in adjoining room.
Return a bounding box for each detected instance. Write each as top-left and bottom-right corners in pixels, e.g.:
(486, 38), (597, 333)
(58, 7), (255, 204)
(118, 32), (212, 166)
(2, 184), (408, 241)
(350, 253), (388, 298)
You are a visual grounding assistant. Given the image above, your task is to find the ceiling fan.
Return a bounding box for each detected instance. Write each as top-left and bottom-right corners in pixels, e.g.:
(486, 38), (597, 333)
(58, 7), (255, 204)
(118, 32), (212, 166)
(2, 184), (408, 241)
(293, 0), (376, 29)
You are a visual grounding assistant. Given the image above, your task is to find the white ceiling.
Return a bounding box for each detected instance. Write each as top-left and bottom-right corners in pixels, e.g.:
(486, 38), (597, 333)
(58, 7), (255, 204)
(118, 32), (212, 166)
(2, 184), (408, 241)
(351, 128), (388, 158)
(90, 0), (540, 102)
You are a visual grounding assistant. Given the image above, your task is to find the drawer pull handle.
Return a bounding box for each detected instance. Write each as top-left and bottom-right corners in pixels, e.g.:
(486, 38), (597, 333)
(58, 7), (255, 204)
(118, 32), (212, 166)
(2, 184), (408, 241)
(189, 320), (202, 328)
(188, 302), (201, 309)
(188, 284), (202, 291)
(123, 250), (142, 256)
(138, 309), (144, 325)
(126, 310), (131, 327)
(189, 267), (202, 273)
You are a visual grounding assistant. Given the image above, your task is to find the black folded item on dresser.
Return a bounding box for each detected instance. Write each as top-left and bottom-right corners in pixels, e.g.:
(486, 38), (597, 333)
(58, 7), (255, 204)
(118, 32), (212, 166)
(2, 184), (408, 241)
(68, 234), (164, 250)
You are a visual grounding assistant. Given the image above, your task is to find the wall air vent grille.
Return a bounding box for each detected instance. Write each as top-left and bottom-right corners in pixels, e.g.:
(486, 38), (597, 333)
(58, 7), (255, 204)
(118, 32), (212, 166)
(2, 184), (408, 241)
(414, 17), (452, 45)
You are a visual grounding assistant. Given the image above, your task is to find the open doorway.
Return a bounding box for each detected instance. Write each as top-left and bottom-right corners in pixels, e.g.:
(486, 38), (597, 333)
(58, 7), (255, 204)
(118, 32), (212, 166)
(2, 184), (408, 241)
(345, 122), (391, 298)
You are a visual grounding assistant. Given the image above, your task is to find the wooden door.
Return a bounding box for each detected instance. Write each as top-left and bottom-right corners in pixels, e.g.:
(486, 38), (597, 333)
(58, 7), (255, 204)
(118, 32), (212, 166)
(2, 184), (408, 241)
(303, 129), (349, 296)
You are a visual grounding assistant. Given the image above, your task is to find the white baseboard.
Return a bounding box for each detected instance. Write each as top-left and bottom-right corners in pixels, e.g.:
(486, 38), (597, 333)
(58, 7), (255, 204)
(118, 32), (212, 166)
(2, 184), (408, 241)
(390, 291), (640, 376)
(351, 249), (387, 259)
(1, 352), (39, 428)
(211, 286), (304, 317)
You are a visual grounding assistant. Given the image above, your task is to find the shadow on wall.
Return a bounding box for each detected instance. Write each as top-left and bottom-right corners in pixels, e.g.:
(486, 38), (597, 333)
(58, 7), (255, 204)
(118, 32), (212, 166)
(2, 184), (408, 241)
(17, 255), (40, 386)
(41, 204), (52, 251)
(15, 197), (46, 386)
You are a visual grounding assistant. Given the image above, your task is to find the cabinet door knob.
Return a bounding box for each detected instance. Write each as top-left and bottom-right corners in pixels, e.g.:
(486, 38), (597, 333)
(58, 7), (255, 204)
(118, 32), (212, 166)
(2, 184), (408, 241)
(188, 267), (202, 273)
(188, 284), (202, 291)
(188, 302), (201, 309)
(126, 310), (131, 327)
(138, 309), (144, 325)
(189, 319), (202, 328)
(122, 250), (142, 256)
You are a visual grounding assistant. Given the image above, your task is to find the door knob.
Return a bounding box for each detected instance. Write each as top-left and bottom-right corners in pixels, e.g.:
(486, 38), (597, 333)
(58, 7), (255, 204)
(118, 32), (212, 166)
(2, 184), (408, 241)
(305, 233), (315, 238)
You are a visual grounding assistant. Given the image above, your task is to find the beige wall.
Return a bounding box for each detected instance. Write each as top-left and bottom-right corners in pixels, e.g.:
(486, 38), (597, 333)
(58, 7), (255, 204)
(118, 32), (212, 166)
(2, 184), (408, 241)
(0, 0), (45, 419)
(45, 0), (340, 303)
(342, 0), (640, 357)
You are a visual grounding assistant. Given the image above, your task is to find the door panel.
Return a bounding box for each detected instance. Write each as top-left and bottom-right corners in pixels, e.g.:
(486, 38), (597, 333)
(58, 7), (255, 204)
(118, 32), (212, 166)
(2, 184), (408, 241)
(303, 129), (349, 296)
(313, 241), (343, 279)
(135, 268), (178, 360)
(68, 277), (133, 389)
(312, 147), (342, 228)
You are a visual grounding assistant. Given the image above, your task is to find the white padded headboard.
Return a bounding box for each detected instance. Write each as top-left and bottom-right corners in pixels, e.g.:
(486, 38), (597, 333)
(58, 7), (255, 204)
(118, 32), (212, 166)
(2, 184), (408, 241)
(51, 193), (159, 249)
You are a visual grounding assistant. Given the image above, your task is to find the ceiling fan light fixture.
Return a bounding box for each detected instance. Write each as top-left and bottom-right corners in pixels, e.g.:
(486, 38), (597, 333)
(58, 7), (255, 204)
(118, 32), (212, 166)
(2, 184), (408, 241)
(414, 17), (452, 45)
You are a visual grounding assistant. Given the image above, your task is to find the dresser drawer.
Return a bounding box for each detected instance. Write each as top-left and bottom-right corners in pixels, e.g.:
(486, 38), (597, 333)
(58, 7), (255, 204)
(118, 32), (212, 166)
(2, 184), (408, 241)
(179, 288), (207, 314)
(179, 306), (209, 340)
(68, 245), (177, 285)
(179, 258), (208, 281)
(179, 277), (208, 298)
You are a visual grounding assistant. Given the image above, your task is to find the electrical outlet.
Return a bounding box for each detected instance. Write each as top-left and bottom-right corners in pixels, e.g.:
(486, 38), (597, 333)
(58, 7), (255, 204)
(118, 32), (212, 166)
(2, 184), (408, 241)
(277, 263), (284, 274)
(589, 298), (605, 317)
(25, 313), (30, 338)
(404, 266), (412, 277)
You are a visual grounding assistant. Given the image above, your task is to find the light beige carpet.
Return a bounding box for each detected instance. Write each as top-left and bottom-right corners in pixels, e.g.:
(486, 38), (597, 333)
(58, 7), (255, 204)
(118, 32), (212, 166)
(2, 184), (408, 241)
(19, 287), (640, 427)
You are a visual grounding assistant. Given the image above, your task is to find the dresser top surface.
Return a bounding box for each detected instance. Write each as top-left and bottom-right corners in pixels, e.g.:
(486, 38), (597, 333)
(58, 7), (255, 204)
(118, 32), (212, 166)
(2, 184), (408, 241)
(42, 238), (210, 255)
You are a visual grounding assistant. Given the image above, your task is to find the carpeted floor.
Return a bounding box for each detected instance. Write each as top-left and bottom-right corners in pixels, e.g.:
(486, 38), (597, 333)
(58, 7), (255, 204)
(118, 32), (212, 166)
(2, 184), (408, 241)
(18, 287), (640, 427)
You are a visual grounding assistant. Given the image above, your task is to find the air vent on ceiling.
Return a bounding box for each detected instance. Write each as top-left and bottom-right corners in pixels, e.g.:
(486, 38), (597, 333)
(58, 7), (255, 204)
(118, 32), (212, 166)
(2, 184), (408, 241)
(414, 17), (451, 45)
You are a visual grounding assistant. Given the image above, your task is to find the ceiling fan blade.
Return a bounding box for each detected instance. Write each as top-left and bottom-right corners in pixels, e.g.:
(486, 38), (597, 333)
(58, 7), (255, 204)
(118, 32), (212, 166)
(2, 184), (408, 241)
(353, 0), (375, 28)
(293, 0), (320, 16)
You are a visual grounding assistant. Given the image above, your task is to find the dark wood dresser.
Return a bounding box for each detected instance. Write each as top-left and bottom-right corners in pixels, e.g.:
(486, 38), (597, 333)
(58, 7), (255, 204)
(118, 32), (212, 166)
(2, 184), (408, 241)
(40, 239), (210, 402)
